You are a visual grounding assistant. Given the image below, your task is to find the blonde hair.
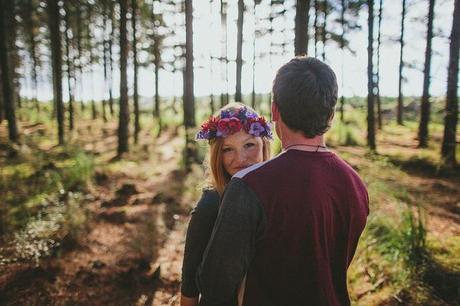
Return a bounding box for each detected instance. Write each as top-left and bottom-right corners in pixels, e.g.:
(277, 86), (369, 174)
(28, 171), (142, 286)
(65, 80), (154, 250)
(206, 103), (271, 195)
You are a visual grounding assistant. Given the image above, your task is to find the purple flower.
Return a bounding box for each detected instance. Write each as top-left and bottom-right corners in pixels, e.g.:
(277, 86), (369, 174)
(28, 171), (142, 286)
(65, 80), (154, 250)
(249, 122), (265, 137)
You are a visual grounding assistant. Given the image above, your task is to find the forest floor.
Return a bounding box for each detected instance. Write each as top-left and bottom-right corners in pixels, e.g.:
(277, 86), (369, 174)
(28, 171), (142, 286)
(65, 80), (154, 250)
(1, 113), (459, 305)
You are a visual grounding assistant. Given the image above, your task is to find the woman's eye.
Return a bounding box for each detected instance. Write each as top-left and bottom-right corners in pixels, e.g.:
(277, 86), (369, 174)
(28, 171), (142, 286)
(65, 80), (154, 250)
(244, 143), (255, 149)
(222, 147), (233, 153)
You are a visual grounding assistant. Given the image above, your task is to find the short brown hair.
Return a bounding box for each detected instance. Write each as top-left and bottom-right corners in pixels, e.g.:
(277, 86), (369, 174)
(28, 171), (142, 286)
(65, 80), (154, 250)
(272, 57), (338, 138)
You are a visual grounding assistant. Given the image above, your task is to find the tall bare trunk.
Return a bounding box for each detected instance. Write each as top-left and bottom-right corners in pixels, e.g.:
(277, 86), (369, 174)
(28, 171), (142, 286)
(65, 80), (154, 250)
(118, 0), (129, 156)
(88, 4), (96, 120)
(26, 0), (39, 113)
(235, 0), (244, 103)
(397, 0), (406, 125)
(295, 0), (310, 56)
(441, 0), (459, 166)
(375, 0), (383, 129)
(0, 0), (18, 142)
(321, 0), (327, 61)
(108, 0), (114, 116)
(184, 0), (196, 170)
(48, 0), (64, 145)
(418, 0), (435, 147)
(76, 6), (85, 112)
(314, 0), (319, 57)
(339, 0), (345, 121)
(132, 0), (140, 144)
(102, 0), (109, 123)
(220, 0), (228, 107)
(367, 0), (376, 151)
(64, 3), (74, 131)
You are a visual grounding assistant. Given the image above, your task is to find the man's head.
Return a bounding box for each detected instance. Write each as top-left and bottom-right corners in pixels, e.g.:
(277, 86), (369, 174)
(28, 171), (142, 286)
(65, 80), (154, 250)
(272, 57), (338, 138)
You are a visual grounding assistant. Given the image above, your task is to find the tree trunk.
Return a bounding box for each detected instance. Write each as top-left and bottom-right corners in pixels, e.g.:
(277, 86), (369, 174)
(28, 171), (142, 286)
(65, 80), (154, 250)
(235, 0), (244, 102)
(418, 0), (435, 147)
(441, 0), (459, 166)
(48, 0), (64, 145)
(339, 0), (345, 121)
(220, 0), (228, 107)
(314, 0), (319, 57)
(64, 3), (74, 131)
(108, 0), (114, 116)
(7, 0), (20, 112)
(252, 1), (257, 109)
(76, 6), (85, 112)
(375, 0), (383, 129)
(0, 0), (18, 142)
(132, 0), (140, 144)
(0, 66), (3, 123)
(87, 4), (96, 120)
(102, 0), (108, 123)
(118, 0), (129, 156)
(397, 0), (406, 125)
(295, 0), (310, 56)
(208, 0), (215, 114)
(26, 0), (39, 113)
(184, 0), (196, 170)
(321, 0), (327, 61)
(367, 0), (376, 151)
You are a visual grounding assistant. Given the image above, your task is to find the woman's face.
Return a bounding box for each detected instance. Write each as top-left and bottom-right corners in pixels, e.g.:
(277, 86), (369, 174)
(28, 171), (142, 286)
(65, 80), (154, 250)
(222, 130), (264, 176)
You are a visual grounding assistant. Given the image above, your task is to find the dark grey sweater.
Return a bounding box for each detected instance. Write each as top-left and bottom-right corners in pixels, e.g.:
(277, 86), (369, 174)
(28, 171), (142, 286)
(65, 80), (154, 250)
(181, 189), (220, 297)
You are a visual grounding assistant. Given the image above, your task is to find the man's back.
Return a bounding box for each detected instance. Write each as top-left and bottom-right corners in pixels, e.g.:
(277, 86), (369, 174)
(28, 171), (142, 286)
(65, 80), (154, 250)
(237, 149), (368, 306)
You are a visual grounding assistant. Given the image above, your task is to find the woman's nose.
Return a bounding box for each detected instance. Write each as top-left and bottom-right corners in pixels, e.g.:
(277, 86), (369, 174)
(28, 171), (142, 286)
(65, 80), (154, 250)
(236, 151), (247, 164)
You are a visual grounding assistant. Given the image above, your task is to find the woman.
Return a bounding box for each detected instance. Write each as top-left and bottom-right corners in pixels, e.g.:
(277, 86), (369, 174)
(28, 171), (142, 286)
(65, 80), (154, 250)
(181, 103), (272, 306)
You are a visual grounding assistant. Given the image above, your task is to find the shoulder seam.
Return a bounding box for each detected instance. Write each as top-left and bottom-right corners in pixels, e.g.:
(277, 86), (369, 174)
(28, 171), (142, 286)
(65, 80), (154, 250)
(233, 150), (287, 179)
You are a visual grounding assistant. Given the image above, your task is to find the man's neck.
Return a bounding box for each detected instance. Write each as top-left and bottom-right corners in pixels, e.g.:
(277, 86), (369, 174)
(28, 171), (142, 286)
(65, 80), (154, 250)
(281, 131), (326, 151)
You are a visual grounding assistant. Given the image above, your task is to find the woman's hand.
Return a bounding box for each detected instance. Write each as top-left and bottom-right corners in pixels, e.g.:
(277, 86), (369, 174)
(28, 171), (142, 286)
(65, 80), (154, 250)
(180, 294), (199, 306)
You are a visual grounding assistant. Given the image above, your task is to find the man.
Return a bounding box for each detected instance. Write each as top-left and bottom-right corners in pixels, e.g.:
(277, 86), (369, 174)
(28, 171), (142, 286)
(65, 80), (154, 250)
(196, 57), (369, 306)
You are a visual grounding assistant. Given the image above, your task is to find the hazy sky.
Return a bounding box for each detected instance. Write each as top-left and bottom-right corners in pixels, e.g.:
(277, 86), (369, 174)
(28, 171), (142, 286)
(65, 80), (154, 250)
(28, 0), (456, 102)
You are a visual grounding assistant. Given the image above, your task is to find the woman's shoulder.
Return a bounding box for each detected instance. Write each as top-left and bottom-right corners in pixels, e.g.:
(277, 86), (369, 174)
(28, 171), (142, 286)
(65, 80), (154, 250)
(199, 188), (220, 204)
(193, 188), (220, 212)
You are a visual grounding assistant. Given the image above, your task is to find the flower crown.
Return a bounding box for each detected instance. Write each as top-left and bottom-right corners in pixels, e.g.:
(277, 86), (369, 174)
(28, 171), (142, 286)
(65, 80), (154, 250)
(196, 107), (272, 140)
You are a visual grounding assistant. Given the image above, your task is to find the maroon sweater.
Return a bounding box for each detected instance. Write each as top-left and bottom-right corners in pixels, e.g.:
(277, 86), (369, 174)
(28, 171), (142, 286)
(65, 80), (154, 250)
(197, 150), (369, 306)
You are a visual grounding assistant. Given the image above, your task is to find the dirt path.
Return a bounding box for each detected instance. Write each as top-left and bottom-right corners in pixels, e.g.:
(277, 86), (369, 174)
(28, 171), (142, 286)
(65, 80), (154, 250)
(151, 215), (189, 306)
(0, 128), (196, 305)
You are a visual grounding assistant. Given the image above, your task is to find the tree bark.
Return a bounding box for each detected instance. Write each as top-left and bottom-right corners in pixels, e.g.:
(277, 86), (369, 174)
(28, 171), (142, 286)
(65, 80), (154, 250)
(64, 3), (74, 131)
(235, 0), (244, 102)
(252, 1), (258, 109)
(418, 0), (435, 147)
(184, 0), (196, 170)
(132, 0), (140, 144)
(108, 0), (115, 116)
(76, 6), (85, 112)
(339, 0), (345, 121)
(314, 0), (319, 57)
(26, 0), (40, 113)
(441, 0), (459, 166)
(220, 0), (228, 107)
(0, 0), (18, 142)
(48, 0), (64, 145)
(375, 0), (383, 129)
(102, 0), (109, 123)
(118, 0), (129, 156)
(397, 0), (406, 125)
(321, 0), (327, 61)
(87, 4), (96, 120)
(295, 0), (310, 56)
(367, 0), (376, 151)
(0, 65), (3, 123)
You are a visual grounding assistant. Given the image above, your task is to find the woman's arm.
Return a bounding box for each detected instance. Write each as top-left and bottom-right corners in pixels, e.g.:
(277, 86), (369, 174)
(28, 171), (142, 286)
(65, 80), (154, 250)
(181, 190), (220, 301)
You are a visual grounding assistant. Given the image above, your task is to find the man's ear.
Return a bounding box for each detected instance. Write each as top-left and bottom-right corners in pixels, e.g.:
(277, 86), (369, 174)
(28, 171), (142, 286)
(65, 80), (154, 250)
(272, 102), (280, 121)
